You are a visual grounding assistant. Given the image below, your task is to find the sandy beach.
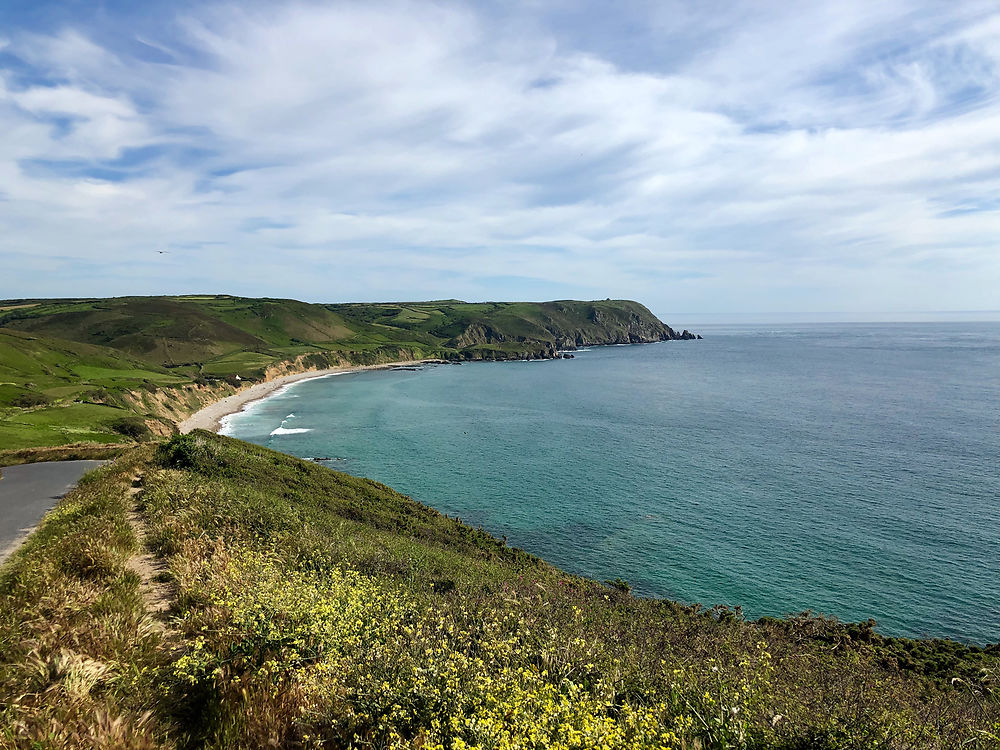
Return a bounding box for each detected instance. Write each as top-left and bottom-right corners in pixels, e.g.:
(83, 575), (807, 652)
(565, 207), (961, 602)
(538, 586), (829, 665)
(179, 360), (439, 434)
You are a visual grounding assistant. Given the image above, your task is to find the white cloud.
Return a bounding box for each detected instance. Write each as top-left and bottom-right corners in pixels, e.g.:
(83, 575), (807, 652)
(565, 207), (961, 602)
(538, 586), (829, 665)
(1, 0), (1000, 314)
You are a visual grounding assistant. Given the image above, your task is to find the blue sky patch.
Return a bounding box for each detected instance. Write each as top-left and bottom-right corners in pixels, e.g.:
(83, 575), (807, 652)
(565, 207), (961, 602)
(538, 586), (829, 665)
(0, 0), (999, 314)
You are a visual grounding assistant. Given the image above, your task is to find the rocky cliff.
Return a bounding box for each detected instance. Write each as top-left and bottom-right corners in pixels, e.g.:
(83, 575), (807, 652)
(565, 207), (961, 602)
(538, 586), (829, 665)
(445, 300), (697, 360)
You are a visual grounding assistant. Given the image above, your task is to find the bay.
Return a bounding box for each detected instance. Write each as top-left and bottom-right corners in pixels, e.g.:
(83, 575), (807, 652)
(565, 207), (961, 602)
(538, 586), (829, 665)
(223, 321), (1000, 643)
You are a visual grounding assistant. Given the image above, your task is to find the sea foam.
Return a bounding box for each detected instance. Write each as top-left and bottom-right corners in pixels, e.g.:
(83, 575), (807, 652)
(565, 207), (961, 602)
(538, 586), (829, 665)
(270, 426), (312, 436)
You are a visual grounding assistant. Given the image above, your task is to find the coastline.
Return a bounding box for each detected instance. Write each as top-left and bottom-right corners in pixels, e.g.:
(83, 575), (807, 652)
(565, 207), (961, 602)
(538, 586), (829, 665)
(178, 360), (441, 434)
(177, 341), (668, 436)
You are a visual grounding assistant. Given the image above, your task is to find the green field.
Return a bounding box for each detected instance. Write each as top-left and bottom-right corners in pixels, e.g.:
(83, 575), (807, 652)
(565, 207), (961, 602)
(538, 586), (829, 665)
(0, 329), (192, 450)
(199, 351), (283, 377)
(0, 403), (138, 449)
(0, 329), (180, 401)
(0, 432), (995, 747)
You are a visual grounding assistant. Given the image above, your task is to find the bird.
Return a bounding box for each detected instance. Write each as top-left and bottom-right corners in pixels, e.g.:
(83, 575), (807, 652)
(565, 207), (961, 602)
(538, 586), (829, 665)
(156, 250), (170, 254)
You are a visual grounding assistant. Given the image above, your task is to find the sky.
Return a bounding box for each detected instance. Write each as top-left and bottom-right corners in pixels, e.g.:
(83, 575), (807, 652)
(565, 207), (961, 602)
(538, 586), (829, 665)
(2, 0), (1000, 318)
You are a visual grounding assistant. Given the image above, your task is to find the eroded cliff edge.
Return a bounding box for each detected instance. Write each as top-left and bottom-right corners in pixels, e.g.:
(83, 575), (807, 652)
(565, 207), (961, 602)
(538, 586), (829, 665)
(444, 299), (698, 360)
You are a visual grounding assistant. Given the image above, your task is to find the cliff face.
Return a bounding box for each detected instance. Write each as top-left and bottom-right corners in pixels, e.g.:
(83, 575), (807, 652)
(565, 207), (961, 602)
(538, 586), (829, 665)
(446, 300), (696, 360)
(115, 346), (432, 429)
(546, 301), (692, 348)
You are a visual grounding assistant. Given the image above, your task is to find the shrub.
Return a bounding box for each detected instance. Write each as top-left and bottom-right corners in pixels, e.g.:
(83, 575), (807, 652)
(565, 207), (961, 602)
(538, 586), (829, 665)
(158, 434), (200, 469)
(10, 391), (50, 408)
(605, 577), (631, 594)
(87, 387), (110, 402)
(108, 416), (152, 440)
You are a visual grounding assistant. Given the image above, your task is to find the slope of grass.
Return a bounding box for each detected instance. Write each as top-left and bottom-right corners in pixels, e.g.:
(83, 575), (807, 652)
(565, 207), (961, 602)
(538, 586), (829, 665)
(0, 329), (183, 403)
(0, 403), (140, 449)
(1, 433), (995, 748)
(0, 442), (126, 467)
(0, 297), (271, 366)
(194, 297), (354, 346)
(0, 451), (165, 748)
(0, 329), (193, 450)
(1, 296), (684, 375)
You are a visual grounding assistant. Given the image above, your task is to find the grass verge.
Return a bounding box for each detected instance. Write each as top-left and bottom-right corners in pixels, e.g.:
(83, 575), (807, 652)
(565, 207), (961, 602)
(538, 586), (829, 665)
(0, 442), (128, 468)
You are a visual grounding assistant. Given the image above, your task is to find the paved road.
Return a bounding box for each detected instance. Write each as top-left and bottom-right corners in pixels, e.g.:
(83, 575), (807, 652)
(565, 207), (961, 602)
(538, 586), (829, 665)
(0, 460), (106, 563)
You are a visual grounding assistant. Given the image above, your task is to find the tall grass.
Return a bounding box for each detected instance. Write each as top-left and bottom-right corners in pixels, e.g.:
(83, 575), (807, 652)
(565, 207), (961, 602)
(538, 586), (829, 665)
(1, 434), (997, 748)
(0, 448), (172, 748)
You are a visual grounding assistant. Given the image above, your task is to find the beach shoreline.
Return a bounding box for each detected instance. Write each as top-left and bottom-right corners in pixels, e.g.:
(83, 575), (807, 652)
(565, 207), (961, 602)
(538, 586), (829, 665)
(178, 360), (443, 434)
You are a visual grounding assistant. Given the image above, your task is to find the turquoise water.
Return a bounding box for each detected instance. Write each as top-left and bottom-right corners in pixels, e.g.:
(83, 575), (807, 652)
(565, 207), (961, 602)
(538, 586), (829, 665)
(223, 322), (1000, 644)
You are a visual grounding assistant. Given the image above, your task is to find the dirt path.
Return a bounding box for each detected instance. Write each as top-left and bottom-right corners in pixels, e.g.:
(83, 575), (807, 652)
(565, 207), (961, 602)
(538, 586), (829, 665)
(126, 474), (173, 628)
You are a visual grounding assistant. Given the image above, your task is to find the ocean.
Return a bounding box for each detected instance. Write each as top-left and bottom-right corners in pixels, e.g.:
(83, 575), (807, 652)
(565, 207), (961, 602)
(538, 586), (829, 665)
(222, 321), (1000, 644)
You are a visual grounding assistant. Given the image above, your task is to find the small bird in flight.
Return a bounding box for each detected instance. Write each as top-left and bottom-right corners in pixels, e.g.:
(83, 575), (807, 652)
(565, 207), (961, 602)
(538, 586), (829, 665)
(156, 250), (170, 254)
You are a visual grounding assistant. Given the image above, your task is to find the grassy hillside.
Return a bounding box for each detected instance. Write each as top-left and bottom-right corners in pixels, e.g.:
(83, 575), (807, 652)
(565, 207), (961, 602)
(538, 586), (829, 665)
(0, 328), (184, 402)
(0, 329), (189, 449)
(0, 295), (694, 451)
(0, 297), (335, 367)
(0, 296), (693, 373)
(0, 432), (996, 748)
(328, 299), (696, 358)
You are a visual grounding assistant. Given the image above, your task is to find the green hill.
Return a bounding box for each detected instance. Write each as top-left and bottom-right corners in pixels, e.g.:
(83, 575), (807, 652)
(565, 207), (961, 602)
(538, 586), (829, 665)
(0, 329), (188, 448)
(0, 432), (995, 747)
(0, 297), (329, 366)
(0, 296), (694, 372)
(0, 328), (184, 402)
(328, 299), (696, 358)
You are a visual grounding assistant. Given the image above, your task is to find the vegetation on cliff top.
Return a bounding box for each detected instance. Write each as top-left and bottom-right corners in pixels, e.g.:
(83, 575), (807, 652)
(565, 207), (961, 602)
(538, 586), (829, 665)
(0, 295), (691, 451)
(0, 432), (996, 748)
(0, 296), (688, 371)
